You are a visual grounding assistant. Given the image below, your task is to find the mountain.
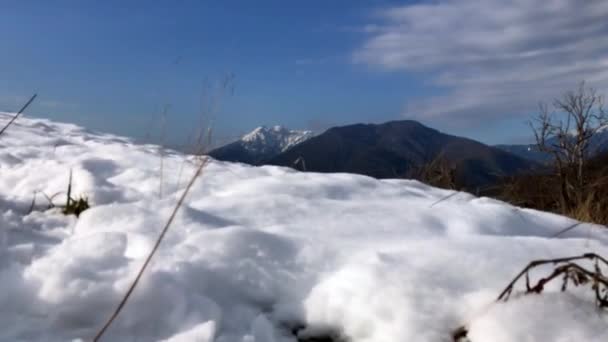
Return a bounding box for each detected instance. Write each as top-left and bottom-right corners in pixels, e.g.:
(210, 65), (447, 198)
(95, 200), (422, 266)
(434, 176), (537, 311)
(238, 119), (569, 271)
(496, 126), (608, 163)
(268, 120), (539, 188)
(493, 144), (552, 163)
(208, 125), (314, 164)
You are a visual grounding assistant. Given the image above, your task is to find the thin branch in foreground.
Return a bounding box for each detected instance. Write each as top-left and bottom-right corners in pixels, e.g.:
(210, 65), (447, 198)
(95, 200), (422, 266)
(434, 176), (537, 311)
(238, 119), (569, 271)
(0, 93), (37, 138)
(93, 157), (209, 342)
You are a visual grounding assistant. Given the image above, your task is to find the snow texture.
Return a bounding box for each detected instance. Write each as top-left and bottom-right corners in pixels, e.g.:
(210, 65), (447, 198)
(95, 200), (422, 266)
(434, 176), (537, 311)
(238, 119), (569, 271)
(1, 112), (608, 341)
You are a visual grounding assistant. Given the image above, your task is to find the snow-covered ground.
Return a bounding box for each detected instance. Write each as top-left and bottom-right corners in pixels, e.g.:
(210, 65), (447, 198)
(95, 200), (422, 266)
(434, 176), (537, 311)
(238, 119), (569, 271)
(1, 112), (608, 342)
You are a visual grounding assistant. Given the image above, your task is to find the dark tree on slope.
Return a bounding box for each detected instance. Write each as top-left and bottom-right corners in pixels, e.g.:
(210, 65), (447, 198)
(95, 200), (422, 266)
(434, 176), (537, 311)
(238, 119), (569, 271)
(530, 81), (608, 212)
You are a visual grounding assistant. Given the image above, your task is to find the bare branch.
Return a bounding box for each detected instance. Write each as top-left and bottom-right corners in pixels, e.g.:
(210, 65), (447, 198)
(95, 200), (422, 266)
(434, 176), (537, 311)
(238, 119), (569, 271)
(529, 81), (606, 211)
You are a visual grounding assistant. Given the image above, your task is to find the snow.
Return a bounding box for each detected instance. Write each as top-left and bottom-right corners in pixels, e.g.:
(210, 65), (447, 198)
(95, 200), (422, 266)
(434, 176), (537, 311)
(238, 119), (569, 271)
(239, 126), (314, 154)
(1, 111), (608, 341)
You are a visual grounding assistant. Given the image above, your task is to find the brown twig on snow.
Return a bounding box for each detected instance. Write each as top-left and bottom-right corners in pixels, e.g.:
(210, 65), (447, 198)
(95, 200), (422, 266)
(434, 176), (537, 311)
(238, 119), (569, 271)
(453, 252), (608, 341)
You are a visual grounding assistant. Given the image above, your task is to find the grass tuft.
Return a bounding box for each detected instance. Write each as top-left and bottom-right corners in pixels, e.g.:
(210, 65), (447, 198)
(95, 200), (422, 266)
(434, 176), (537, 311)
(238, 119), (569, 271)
(27, 169), (91, 217)
(62, 196), (90, 217)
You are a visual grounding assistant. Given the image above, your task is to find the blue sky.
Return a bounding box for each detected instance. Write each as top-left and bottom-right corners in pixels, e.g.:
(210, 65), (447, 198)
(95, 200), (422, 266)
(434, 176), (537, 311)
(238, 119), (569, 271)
(2, 0), (607, 146)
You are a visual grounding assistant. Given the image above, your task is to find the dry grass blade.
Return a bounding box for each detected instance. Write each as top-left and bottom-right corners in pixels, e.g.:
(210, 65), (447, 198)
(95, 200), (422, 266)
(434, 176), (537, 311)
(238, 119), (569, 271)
(430, 191), (460, 208)
(27, 191), (39, 214)
(0, 93), (37, 138)
(551, 221), (583, 238)
(93, 157), (209, 341)
(66, 169), (73, 208)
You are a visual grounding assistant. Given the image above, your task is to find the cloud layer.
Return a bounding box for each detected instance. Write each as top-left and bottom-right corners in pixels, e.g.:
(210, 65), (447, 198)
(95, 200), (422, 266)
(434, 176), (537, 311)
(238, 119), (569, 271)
(354, 0), (608, 123)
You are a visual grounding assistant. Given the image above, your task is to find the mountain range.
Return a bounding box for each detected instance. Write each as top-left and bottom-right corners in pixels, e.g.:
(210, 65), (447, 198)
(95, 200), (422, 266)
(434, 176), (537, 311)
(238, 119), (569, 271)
(209, 120), (540, 188)
(495, 125), (608, 163)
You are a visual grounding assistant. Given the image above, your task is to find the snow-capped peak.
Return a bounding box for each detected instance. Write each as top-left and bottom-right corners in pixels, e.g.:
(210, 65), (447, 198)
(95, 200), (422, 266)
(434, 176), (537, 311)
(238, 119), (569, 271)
(240, 125), (314, 154)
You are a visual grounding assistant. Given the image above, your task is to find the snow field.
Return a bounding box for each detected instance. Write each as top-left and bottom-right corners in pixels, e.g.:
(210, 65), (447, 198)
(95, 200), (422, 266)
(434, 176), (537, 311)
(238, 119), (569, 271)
(1, 112), (608, 341)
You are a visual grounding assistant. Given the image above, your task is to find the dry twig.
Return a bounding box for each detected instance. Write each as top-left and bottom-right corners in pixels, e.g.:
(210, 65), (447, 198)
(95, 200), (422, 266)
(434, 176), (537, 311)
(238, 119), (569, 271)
(453, 253), (608, 341)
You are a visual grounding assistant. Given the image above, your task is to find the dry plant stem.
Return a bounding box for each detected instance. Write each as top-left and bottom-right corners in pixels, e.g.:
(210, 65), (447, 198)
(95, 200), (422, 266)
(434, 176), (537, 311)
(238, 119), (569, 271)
(0, 93), (37, 138)
(551, 222), (583, 238)
(93, 157), (209, 342)
(497, 253), (608, 301)
(430, 191), (459, 208)
(66, 169), (73, 208)
(453, 253), (608, 342)
(27, 191), (38, 214)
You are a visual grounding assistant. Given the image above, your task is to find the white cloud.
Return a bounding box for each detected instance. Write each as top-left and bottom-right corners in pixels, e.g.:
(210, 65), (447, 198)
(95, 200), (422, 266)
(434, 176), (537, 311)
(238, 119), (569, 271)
(354, 0), (608, 123)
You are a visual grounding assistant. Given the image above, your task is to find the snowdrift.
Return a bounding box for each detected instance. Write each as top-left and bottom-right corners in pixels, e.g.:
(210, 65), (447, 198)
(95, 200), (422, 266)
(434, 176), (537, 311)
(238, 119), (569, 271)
(1, 112), (608, 341)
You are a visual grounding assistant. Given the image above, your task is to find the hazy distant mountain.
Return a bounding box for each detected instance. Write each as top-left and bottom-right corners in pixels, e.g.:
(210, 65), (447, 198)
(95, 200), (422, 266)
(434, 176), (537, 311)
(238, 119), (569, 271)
(268, 120), (538, 188)
(496, 125), (608, 163)
(493, 144), (552, 163)
(208, 126), (315, 164)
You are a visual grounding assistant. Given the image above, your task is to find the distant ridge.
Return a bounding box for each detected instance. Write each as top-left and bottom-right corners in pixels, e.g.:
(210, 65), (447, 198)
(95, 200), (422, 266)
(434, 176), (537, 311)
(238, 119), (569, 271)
(267, 120), (539, 188)
(496, 125), (608, 163)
